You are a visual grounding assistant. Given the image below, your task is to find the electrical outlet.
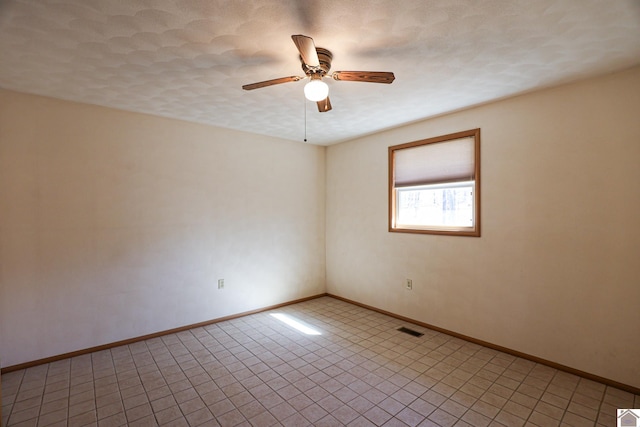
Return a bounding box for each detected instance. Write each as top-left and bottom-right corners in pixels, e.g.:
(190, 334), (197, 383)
(218, 279), (224, 289)
(405, 279), (412, 290)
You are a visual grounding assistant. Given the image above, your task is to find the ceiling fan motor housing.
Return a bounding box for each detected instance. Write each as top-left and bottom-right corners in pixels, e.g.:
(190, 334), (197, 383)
(301, 48), (333, 76)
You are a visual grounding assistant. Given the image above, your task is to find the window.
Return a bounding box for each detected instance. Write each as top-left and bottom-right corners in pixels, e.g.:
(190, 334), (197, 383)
(389, 129), (480, 236)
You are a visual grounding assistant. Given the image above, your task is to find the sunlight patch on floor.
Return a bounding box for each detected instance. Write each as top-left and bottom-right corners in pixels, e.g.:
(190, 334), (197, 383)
(270, 312), (322, 335)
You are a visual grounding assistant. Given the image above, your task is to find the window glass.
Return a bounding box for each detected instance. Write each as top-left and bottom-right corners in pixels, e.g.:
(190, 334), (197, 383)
(389, 129), (480, 236)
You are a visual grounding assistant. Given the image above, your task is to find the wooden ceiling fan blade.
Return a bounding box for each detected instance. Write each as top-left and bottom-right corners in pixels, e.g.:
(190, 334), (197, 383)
(317, 96), (332, 112)
(332, 71), (395, 84)
(292, 34), (320, 67)
(242, 76), (302, 90)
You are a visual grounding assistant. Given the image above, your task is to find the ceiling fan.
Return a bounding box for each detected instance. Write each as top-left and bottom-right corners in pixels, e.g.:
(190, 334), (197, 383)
(242, 35), (395, 112)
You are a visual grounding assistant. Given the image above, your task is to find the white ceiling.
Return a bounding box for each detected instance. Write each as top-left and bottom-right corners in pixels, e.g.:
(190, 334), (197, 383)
(1, 0), (639, 145)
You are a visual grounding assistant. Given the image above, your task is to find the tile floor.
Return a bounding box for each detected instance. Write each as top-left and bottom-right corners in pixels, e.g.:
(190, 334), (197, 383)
(1, 296), (638, 427)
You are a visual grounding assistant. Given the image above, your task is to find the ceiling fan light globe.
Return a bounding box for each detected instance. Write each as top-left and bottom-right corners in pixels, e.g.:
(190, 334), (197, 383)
(304, 79), (329, 101)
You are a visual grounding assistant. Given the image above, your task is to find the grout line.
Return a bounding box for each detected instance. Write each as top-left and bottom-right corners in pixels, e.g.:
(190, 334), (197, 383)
(3, 369), (25, 425)
(561, 378), (584, 426)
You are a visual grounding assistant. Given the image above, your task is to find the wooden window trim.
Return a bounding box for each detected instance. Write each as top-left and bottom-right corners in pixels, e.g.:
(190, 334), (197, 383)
(389, 128), (481, 237)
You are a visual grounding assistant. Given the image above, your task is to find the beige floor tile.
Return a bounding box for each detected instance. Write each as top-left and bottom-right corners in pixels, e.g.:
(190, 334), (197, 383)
(560, 410), (595, 426)
(125, 403), (153, 423)
(1, 297), (635, 427)
(494, 409), (526, 427)
(461, 409), (492, 427)
(427, 407), (458, 427)
(528, 410), (561, 427)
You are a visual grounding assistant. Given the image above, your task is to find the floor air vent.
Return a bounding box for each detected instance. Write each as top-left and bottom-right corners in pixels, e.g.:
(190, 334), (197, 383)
(397, 326), (424, 337)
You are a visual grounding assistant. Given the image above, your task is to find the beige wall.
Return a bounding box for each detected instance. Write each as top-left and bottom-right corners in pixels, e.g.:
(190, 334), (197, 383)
(0, 90), (326, 367)
(326, 67), (640, 388)
(2, 67), (639, 389)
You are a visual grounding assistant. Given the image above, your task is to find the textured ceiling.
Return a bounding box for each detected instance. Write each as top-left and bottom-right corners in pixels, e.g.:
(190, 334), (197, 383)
(1, 0), (639, 145)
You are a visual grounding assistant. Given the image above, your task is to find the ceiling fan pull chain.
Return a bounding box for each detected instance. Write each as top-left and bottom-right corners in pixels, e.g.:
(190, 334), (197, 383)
(304, 92), (308, 143)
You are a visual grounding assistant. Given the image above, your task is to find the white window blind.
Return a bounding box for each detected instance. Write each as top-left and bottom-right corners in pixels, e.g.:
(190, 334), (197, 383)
(393, 136), (475, 187)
